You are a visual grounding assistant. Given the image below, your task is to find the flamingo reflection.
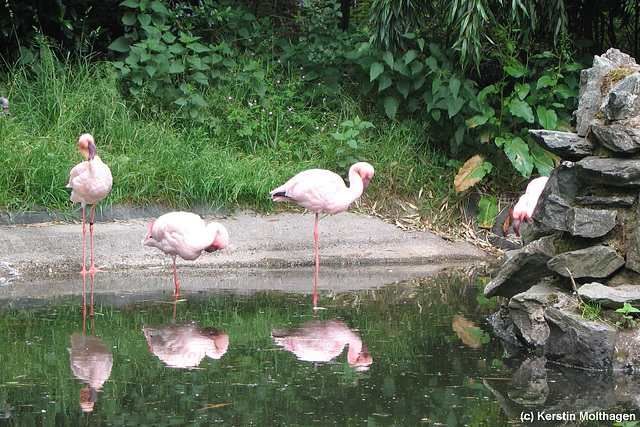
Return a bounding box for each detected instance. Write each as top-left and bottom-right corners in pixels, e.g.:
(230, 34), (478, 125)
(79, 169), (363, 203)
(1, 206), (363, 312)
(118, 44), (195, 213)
(271, 319), (373, 371)
(68, 316), (113, 413)
(143, 320), (229, 369)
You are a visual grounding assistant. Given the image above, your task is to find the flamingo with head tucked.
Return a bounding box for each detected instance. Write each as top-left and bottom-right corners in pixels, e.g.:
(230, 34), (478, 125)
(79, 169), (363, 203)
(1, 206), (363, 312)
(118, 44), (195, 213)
(511, 176), (549, 235)
(142, 212), (229, 299)
(270, 162), (375, 308)
(67, 133), (112, 315)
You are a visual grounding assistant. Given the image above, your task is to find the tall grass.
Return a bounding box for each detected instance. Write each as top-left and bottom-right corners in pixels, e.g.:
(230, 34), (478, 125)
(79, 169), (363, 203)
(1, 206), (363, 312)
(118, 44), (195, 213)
(0, 44), (455, 219)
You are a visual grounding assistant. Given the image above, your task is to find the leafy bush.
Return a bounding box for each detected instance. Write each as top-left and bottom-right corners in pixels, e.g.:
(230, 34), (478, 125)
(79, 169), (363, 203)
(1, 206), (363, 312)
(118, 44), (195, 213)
(108, 0), (268, 120)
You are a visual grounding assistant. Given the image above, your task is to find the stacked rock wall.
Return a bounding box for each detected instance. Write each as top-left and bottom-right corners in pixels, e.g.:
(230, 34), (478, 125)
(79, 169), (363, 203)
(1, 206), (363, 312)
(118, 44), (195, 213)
(485, 48), (640, 371)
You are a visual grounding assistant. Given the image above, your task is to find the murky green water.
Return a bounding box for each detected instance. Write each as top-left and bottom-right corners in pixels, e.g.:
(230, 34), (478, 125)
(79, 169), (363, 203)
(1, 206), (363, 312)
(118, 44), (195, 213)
(1, 268), (639, 426)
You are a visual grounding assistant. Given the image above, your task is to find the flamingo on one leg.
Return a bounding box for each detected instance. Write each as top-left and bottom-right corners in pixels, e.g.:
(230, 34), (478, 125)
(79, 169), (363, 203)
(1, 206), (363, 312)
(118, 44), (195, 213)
(270, 162), (375, 309)
(67, 133), (112, 315)
(142, 212), (230, 301)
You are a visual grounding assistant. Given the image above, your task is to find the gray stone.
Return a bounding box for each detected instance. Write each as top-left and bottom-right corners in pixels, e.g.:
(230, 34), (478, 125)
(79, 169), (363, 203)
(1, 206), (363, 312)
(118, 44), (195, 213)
(592, 123), (640, 153)
(566, 207), (617, 238)
(626, 223), (640, 274)
(547, 245), (624, 279)
(578, 282), (640, 309)
(601, 73), (640, 121)
(544, 307), (617, 371)
(573, 195), (636, 208)
(575, 55), (617, 136)
(508, 284), (557, 347)
(575, 157), (640, 187)
(532, 164), (582, 232)
(529, 130), (595, 161)
(484, 236), (557, 299)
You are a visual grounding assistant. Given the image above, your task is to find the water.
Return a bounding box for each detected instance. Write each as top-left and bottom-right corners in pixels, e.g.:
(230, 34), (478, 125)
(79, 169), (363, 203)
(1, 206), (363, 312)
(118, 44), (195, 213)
(0, 267), (638, 426)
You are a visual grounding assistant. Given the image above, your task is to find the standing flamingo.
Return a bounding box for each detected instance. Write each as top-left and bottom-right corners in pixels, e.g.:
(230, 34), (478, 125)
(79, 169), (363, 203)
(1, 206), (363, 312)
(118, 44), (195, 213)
(142, 212), (230, 299)
(270, 162), (375, 308)
(67, 133), (112, 315)
(511, 176), (549, 235)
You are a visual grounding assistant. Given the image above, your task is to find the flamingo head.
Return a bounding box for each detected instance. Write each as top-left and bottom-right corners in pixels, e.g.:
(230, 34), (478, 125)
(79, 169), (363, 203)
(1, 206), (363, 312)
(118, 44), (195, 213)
(204, 223), (230, 252)
(78, 133), (97, 161)
(511, 202), (529, 236)
(351, 162), (375, 191)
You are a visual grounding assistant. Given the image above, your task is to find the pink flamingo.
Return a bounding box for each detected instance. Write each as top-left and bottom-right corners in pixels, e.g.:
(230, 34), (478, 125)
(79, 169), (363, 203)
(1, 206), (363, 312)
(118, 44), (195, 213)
(270, 162), (375, 308)
(67, 133), (112, 315)
(272, 319), (373, 371)
(511, 176), (549, 235)
(142, 212), (230, 299)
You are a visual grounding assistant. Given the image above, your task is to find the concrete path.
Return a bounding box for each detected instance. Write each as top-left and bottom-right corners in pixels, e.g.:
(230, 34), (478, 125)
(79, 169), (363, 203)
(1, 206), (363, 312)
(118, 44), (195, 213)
(0, 210), (492, 299)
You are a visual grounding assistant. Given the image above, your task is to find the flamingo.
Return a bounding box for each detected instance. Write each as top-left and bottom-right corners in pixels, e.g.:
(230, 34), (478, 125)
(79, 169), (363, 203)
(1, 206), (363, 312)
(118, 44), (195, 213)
(271, 319), (373, 371)
(511, 176), (549, 235)
(67, 133), (112, 316)
(142, 212), (230, 299)
(269, 162), (375, 308)
(143, 321), (229, 369)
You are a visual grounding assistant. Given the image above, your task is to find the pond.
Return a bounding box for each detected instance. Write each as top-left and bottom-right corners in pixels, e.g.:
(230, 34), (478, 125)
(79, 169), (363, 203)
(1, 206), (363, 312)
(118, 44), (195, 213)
(1, 266), (639, 426)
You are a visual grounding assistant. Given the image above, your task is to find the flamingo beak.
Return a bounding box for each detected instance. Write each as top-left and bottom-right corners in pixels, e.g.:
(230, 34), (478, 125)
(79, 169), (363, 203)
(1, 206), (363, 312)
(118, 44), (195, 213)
(512, 218), (521, 236)
(363, 176), (371, 191)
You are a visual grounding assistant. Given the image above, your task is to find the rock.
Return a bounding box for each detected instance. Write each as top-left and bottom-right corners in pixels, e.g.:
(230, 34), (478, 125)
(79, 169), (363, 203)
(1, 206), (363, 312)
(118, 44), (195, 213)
(484, 236), (557, 299)
(508, 284), (557, 347)
(600, 72), (640, 121)
(566, 207), (617, 238)
(548, 246), (625, 279)
(573, 195), (636, 208)
(626, 223), (640, 274)
(575, 157), (640, 187)
(529, 130), (595, 160)
(591, 123), (640, 153)
(532, 164), (582, 233)
(575, 55), (617, 136)
(578, 282), (640, 309)
(544, 307), (617, 371)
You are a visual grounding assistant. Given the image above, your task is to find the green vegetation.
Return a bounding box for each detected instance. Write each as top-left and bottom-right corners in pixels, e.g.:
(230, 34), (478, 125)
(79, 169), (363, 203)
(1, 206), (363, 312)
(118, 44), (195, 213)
(0, 0), (630, 230)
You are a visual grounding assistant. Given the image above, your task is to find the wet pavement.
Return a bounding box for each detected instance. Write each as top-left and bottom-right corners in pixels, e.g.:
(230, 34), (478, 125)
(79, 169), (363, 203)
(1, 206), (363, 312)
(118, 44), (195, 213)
(0, 210), (492, 299)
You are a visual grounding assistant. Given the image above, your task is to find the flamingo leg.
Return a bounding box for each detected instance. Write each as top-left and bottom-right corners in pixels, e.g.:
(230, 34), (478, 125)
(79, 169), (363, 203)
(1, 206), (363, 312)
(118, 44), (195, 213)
(82, 271), (87, 318)
(80, 206), (88, 276)
(173, 256), (180, 299)
(313, 212), (319, 309)
(89, 268), (95, 317)
(87, 205), (103, 275)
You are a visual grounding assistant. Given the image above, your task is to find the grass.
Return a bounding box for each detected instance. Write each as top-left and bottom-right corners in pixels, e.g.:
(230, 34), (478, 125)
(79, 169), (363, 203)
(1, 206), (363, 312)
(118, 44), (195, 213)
(0, 44), (460, 227)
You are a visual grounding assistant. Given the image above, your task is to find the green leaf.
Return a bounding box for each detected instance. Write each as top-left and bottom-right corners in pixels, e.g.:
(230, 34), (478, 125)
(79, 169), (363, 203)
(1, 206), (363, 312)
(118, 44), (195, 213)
(449, 77), (460, 98)
(508, 98), (535, 123)
(382, 51), (394, 67)
(403, 50), (418, 65)
(108, 37), (131, 53)
(536, 105), (558, 129)
(447, 96), (464, 118)
(188, 42), (210, 53)
(396, 80), (410, 99)
(477, 196), (498, 229)
(384, 96), (399, 119)
(167, 59), (185, 74)
(378, 75), (392, 91)
(370, 62), (384, 81)
(504, 64), (526, 78)
(122, 12), (136, 26)
(515, 83), (530, 100)
(502, 136), (534, 177)
(531, 143), (557, 176)
(536, 75), (556, 89)
(149, 1), (169, 15)
(121, 0), (139, 8)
